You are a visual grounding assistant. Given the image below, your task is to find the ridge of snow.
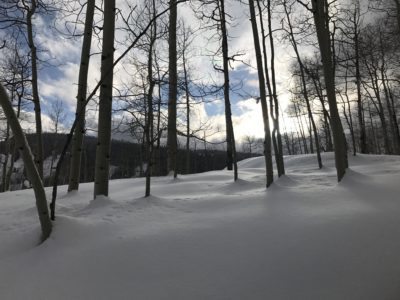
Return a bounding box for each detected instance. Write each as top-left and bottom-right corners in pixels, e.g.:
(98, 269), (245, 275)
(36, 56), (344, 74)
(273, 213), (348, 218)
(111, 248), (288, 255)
(0, 153), (400, 299)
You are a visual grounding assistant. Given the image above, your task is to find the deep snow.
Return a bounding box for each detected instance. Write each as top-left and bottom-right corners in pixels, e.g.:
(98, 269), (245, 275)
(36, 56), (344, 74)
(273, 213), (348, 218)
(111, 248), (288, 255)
(1, 153), (400, 299)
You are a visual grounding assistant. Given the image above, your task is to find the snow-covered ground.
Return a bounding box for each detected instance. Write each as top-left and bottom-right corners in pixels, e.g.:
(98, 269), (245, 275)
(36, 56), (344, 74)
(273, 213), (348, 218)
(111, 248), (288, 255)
(1, 153), (400, 299)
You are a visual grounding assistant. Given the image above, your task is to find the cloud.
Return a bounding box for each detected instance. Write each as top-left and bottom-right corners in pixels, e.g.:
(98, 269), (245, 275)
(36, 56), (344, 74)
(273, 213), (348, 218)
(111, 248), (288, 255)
(18, 110), (61, 133)
(39, 62), (80, 111)
(27, 0), (302, 152)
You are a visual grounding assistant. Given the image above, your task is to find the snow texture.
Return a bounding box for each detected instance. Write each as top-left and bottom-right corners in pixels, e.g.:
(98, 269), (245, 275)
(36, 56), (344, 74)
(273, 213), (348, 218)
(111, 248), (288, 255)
(0, 153), (400, 299)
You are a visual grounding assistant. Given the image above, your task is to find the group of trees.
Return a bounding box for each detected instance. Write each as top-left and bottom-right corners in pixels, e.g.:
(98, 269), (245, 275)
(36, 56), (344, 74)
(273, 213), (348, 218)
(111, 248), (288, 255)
(283, 0), (400, 166)
(0, 0), (399, 241)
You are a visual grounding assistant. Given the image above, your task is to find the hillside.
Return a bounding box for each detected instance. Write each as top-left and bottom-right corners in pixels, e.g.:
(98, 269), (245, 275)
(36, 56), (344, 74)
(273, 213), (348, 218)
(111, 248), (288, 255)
(0, 153), (400, 299)
(0, 133), (257, 189)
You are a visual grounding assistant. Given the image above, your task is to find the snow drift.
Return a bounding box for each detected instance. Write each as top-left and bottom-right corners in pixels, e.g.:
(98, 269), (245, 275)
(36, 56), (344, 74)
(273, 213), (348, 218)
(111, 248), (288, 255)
(0, 153), (400, 299)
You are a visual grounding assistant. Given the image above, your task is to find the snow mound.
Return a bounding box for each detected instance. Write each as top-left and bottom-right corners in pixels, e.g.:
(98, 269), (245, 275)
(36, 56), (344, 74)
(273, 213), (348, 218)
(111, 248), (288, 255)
(1, 153), (400, 299)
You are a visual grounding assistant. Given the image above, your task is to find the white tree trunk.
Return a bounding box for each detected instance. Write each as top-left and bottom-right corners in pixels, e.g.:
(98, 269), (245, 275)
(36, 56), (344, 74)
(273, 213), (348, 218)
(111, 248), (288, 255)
(0, 83), (52, 241)
(68, 0), (95, 192)
(94, 0), (115, 198)
(27, 0), (44, 179)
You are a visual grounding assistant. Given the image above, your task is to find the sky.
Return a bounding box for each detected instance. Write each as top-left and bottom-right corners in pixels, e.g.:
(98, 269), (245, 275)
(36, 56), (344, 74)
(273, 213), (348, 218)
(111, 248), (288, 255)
(2, 0), (313, 145)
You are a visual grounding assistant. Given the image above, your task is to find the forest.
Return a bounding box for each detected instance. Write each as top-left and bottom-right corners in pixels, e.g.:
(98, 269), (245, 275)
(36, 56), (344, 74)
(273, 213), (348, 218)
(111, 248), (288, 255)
(0, 0), (400, 298)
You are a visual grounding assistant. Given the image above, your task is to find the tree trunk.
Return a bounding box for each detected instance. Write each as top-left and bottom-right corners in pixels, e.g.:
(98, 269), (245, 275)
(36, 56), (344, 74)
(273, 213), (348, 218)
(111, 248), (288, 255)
(248, 0), (274, 187)
(386, 77), (400, 154)
(311, 0), (348, 181)
(0, 83), (52, 241)
(1, 123), (11, 192)
(341, 93), (356, 156)
(5, 92), (23, 192)
(284, 132), (292, 155)
(381, 71), (399, 153)
(27, 0), (44, 179)
(68, 0), (95, 192)
(283, 1), (322, 168)
(308, 117), (314, 154)
(280, 108), (292, 155)
(266, 0), (284, 176)
(379, 34), (400, 154)
(167, 0), (178, 178)
(257, 0), (284, 176)
(219, 0), (238, 181)
(183, 43), (191, 174)
(367, 101), (379, 153)
(353, 6), (367, 153)
(156, 64), (162, 176)
(394, 0), (400, 32)
(145, 1), (156, 197)
(94, 0), (115, 198)
(294, 103), (309, 154)
(364, 63), (391, 154)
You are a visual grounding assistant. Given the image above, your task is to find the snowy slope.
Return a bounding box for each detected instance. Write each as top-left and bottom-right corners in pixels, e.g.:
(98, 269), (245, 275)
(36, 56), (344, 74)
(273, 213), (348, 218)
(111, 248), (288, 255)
(1, 153), (400, 299)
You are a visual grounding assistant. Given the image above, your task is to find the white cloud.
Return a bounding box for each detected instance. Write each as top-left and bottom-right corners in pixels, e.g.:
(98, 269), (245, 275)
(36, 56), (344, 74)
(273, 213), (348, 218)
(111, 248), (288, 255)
(27, 0), (304, 152)
(18, 110), (60, 134)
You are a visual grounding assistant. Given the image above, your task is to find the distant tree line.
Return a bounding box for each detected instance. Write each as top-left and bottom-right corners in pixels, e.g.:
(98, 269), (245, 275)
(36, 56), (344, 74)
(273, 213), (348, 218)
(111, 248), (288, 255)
(0, 133), (257, 190)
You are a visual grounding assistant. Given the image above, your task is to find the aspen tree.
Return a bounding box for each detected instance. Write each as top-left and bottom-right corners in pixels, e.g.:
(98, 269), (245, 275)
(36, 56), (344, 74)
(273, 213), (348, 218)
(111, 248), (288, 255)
(68, 0), (95, 192)
(248, 0), (274, 187)
(0, 83), (52, 241)
(94, 0), (115, 198)
(311, 0), (348, 181)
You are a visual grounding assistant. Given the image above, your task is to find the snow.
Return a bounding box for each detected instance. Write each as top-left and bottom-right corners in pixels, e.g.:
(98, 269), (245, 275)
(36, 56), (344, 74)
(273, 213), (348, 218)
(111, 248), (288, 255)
(1, 153), (400, 299)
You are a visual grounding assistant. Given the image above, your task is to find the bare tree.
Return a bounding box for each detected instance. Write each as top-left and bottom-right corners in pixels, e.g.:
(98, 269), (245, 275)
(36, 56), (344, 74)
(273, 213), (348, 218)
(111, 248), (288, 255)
(217, 0), (238, 181)
(193, 0), (238, 180)
(0, 0), (58, 179)
(257, 0), (285, 176)
(0, 83), (52, 241)
(310, 0), (348, 181)
(144, 0), (157, 197)
(68, 0), (95, 192)
(283, 0), (322, 168)
(248, 0), (274, 187)
(46, 99), (67, 184)
(93, 0), (116, 198)
(48, 100), (67, 135)
(167, 0), (178, 178)
(0, 43), (30, 191)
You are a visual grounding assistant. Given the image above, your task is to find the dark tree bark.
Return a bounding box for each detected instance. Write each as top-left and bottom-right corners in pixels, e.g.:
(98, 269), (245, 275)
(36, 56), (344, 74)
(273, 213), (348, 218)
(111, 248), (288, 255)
(394, 0), (400, 31)
(283, 0), (322, 168)
(339, 70), (356, 156)
(182, 35), (191, 174)
(352, 5), (367, 154)
(378, 33), (400, 154)
(256, 0), (285, 176)
(248, 0), (274, 187)
(363, 59), (391, 154)
(145, 0), (157, 197)
(1, 123), (10, 192)
(167, 0), (178, 178)
(311, 0), (348, 181)
(218, 0), (238, 181)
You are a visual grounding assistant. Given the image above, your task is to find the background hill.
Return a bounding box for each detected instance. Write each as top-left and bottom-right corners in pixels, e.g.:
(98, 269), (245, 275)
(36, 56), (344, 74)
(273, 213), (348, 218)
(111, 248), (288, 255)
(0, 133), (258, 190)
